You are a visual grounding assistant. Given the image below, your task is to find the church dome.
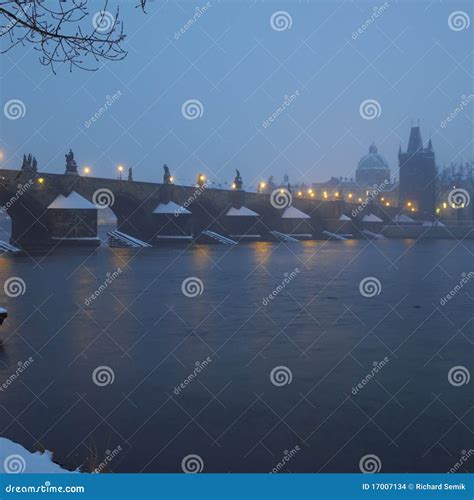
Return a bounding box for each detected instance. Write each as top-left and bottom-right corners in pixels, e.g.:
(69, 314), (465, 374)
(357, 143), (389, 171)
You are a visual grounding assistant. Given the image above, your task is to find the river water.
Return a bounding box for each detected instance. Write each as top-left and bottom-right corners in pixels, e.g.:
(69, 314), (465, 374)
(0, 227), (472, 473)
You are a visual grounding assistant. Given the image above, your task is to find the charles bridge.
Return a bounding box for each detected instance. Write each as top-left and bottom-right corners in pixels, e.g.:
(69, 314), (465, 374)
(0, 162), (396, 249)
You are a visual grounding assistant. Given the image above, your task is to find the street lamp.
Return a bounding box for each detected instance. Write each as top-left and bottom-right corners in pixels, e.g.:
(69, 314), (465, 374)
(197, 173), (206, 187)
(258, 181), (266, 193)
(118, 164), (124, 180)
(83, 166), (91, 176)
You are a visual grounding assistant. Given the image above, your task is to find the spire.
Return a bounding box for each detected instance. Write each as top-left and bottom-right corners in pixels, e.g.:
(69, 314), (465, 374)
(427, 138), (433, 151)
(407, 126), (423, 153)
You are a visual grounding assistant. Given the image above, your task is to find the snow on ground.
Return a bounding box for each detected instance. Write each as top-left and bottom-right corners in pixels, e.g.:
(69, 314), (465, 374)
(0, 437), (79, 473)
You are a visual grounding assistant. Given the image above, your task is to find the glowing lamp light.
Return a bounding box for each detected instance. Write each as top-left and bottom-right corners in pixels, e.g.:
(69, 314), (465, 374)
(348, 193), (353, 199)
(385, 202), (390, 207)
(297, 191), (303, 196)
(407, 202), (412, 207)
(37, 177), (45, 185)
(199, 175), (205, 181)
(411, 208), (416, 212)
(169, 176), (174, 183)
(335, 192), (339, 197)
(436, 208), (441, 214)
(118, 165), (124, 172)
(443, 202), (447, 209)
(358, 198), (362, 202)
(83, 167), (91, 176)
(323, 191), (328, 199)
(310, 192), (315, 197)
(232, 183), (236, 189)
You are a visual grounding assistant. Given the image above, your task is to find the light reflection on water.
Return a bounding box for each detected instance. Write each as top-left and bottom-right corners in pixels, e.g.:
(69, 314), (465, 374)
(0, 237), (472, 473)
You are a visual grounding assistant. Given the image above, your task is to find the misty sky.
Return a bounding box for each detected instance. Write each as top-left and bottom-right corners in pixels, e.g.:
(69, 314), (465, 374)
(0, 0), (473, 187)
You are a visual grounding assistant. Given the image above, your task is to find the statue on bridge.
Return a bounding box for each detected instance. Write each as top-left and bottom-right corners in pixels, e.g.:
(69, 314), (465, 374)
(128, 168), (133, 182)
(21, 154), (38, 174)
(65, 149), (78, 175)
(233, 169), (243, 190)
(163, 164), (172, 184)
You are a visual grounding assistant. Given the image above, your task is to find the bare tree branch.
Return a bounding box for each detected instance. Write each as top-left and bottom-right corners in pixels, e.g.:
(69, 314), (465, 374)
(0, 0), (148, 72)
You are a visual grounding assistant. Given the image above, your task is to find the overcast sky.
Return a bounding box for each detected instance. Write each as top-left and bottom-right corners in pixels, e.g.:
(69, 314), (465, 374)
(1, 0), (473, 186)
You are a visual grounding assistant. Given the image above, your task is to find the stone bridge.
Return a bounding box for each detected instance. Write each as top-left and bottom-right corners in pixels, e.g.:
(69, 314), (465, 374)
(0, 168), (396, 248)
